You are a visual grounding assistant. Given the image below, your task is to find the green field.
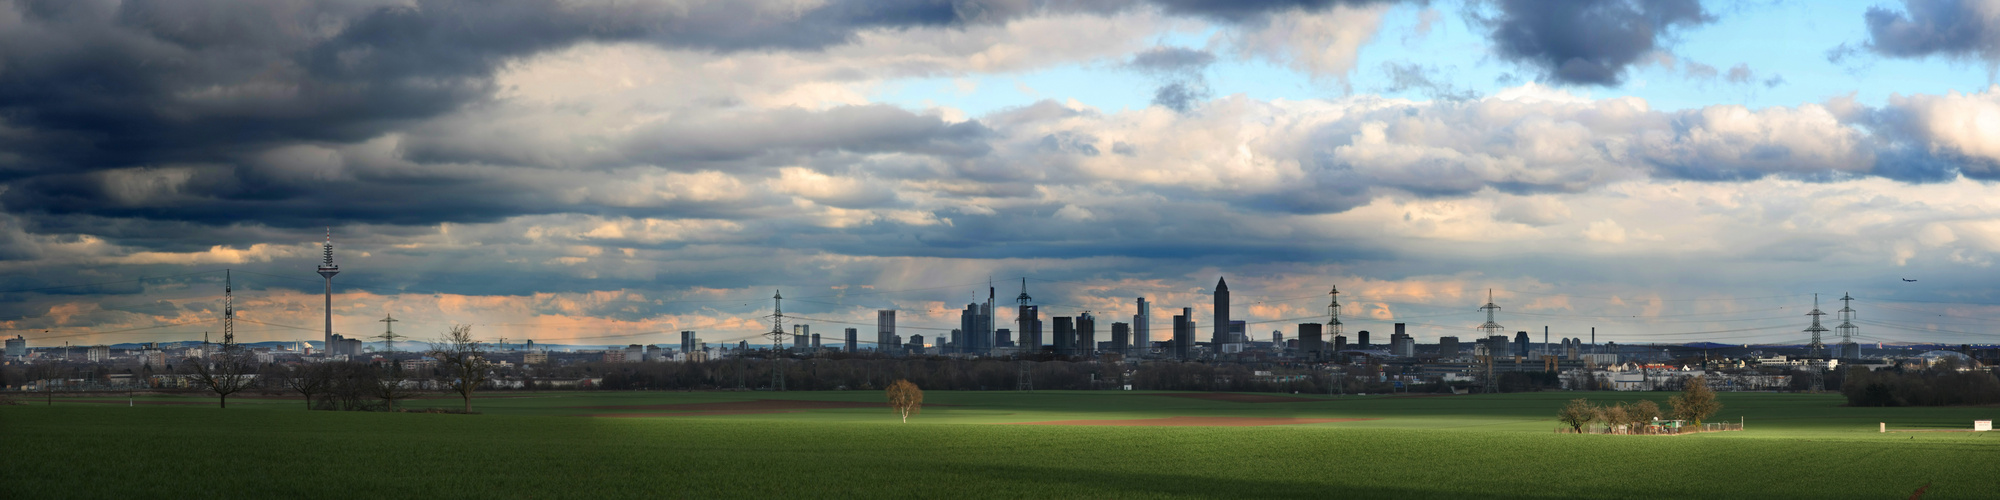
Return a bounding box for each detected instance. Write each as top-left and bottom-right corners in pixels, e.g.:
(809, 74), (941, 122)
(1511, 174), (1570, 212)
(5, 390), (1996, 498)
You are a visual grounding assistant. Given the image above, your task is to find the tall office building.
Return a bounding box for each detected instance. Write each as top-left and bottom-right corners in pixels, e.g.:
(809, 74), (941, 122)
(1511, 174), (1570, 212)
(680, 331), (697, 354)
(794, 324), (809, 350)
(1514, 331), (1531, 357)
(1390, 330), (1414, 357)
(996, 328), (1013, 347)
(1298, 323), (1323, 360)
(1076, 312), (1096, 357)
(1018, 305), (1041, 352)
(961, 303), (984, 354)
(4, 335), (23, 358)
(811, 333), (821, 350)
(1173, 307), (1193, 360)
(1333, 334), (1348, 353)
(1440, 336), (1461, 357)
(1357, 330), (1370, 349)
(1211, 277), (1230, 347)
(1134, 297), (1150, 358)
(1052, 317), (1075, 356)
(1110, 322), (1130, 355)
(877, 310), (896, 353)
(844, 328), (858, 353)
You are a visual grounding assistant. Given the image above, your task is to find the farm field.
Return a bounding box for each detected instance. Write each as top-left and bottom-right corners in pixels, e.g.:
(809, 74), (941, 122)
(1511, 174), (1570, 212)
(4, 390), (1996, 498)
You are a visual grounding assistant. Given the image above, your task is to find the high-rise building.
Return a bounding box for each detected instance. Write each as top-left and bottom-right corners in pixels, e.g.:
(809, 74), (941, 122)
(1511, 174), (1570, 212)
(1076, 312), (1096, 357)
(1212, 277), (1230, 347)
(681, 331), (697, 355)
(794, 324), (809, 350)
(996, 328), (1013, 347)
(1440, 336), (1461, 357)
(877, 310), (896, 353)
(811, 333), (821, 350)
(86, 345), (110, 362)
(1298, 323), (1324, 359)
(1390, 331), (1414, 357)
(1173, 308), (1193, 360)
(1134, 297), (1150, 358)
(1053, 317), (1075, 356)
(1333, 334), (1348, 353)
(910, 335), (925, 352)
(644, 344), (661, 361)
(1110, 322), (1130, 355)
(1514, 331), (1531, 357)
(1357, 330), (1370, 349)
(1018, 305), (1041, 352)
(624, 344), (645, 363)
(844, 328), (858, 353)
(4, 335), (24, 358)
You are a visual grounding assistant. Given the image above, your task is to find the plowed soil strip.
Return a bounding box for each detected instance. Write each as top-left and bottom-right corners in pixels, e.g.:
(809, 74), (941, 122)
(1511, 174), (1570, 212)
(579, 410), (803, 418)
(1155, 393), (1324, 403)
(568, 399), (883, 411)
(1004, 417), (1376, 427)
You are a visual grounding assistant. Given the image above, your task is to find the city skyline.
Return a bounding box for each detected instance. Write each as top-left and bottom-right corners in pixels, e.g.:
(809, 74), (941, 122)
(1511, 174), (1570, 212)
(3, 1), (2000, 348)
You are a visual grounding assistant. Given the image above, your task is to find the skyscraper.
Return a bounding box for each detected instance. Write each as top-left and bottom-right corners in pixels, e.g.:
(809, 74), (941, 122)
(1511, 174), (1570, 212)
(1018, 305), (1041, 352)
(1052, 317), (1075, 356)
(680, 331), (697, 354)
(1440, 336), (1461, 357)
(1211, 277), (1230, 348)
(1110, 322), (1130, 355)
(1514, 331), (1531, 357)
(1173, 307), (1193, 360)
(844, 328), (858, 353)
(1298, 323), (1323, 360)
(1076, 312), (1095, 357)
(877, 310), (896, 353)
(1357, 330), (1370, 349)
(1134, 297), (1149, 358)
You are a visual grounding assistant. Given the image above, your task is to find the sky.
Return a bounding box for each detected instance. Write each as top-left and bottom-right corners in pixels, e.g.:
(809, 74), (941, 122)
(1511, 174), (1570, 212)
(5, 0), (2000, 350)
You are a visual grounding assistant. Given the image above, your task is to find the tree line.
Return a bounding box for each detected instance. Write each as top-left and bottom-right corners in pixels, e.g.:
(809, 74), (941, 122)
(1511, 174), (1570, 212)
(1841, 365), (2000, 407)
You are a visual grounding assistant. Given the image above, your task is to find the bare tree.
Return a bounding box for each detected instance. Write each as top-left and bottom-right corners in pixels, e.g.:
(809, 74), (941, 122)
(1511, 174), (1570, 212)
(1669, 375), (1722, 426)
(185, 338), (257, 408)
(1556, 398), (1598, 433)
(886, 379), (923, 423)
(276, 363), (333, 410)
(428, 324), (491, 413)
(370, 373), (419, 411)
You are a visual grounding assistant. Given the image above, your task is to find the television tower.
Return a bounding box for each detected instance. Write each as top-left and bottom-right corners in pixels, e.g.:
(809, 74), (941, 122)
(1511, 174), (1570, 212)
(1835, 293), (1860, 359)
(223, 269), (235, 347)
(1477, 289), (1504, 394)
(317, 228), (339, 354)
(763, 290), (787, 390)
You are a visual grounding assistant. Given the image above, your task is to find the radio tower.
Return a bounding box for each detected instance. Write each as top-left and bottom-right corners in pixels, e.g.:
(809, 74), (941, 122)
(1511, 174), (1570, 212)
(317, 228), (339, 355)
(1835, 293), (1860, 359)
(763, 290), (787, 391)
(1016, 278), (1033, 391)
(223, 269), (235, 348)
(1804, 294), (1829, 392)
(1477, 289), (1504, 394)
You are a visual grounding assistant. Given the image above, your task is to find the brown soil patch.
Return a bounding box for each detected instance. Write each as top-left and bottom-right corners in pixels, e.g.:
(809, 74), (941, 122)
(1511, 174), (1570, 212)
(578, 410), (808, 418)
(567, 399), (883, 411)
(1156, 393), (1324, 403)
(1005, 416), (1376, 427)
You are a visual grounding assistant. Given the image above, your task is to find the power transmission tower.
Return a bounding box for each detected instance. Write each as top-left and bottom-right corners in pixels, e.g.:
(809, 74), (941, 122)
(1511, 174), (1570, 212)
(1835, 292), (1860, 359)
(376, 314), (403, 376)
(1326, 286), (1343, 362)
(1804, 294), (1828, 392)
(1017, 360), (1034, 391)
(223, 270), (235, 349)
(1477, 289), (1504, 394)
(763, 290), (788, 391)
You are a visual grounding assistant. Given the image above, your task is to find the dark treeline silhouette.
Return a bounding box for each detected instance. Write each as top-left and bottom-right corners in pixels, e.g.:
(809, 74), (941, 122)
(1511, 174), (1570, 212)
(1842, 365), (2000, 406)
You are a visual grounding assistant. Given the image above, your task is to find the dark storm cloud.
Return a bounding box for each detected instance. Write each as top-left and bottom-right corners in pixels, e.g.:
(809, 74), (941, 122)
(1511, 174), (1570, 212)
(1862, 0), (2000, 61)
(1149, 0), (1398, 22)
(1481, 0), (1713, 86)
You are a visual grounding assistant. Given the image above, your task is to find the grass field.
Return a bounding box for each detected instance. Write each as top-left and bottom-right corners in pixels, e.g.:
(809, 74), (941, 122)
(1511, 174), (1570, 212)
(5, 390), (1996, 498)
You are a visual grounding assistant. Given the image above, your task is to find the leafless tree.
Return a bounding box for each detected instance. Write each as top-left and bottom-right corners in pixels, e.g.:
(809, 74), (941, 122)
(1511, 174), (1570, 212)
(370, 374), (420, 411)
(185, 338), (257, 408)
(276, 363), (333, 410)
(886, 379), (923, 423)
(428, 324), (490, 413)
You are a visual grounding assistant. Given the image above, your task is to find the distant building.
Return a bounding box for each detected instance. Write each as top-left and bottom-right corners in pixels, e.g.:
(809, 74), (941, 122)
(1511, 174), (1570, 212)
(877, 310), (897, 353)
(1110, 322), (1130, 355)
(1390, 324), (1414, 357)
(996, 328), (1013, 348)
(811, 333), (821, 350)
(644, 344), (661, 362)
(680, 331), (697, 355)
(1077, 312), (1096, 357)
(1333, 334), (1348, 354)
(1514, 331), (1532, 357)
(140, 348), (166, 368)
(1356, 330), (1370, 349)
(1298, 323), (1324, 360)
(1053, 317), (1075, 356)
(524, 350), (548, 365)
(1173, 308), (1193, 360)
(624, 344), (645, 363)
(1440, 336), (1461, 357)
(5, 335), (24, 358)
(1133, 297), (1150, 358)
(844, 328), (858, 353)
(1212, 277), (1230, 347)
(86, 345), (110, 362)
(793, 325), (809, 350)
(602, 350), (625, 363)
(1017, 305), (1041, 351)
